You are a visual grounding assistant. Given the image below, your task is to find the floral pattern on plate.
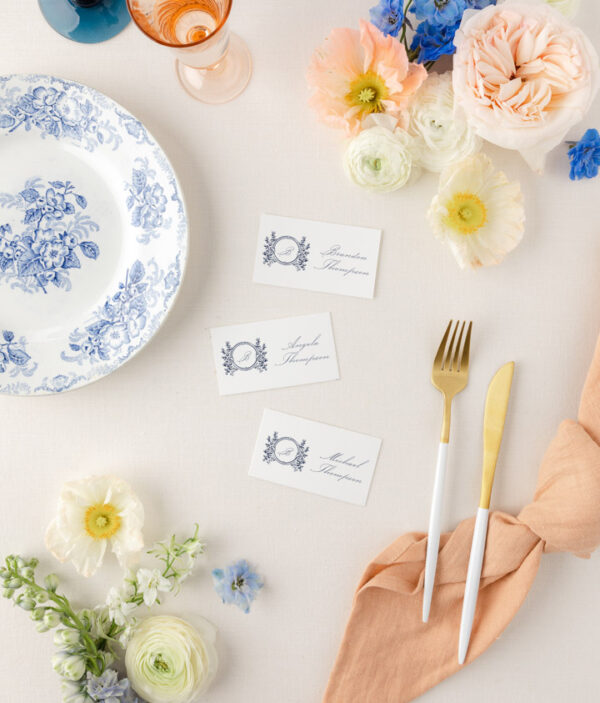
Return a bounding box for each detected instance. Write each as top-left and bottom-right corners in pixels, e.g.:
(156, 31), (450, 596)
(125, 157), (171, 244)
(63, 259), (164, 364)
(0, 178), (99, 294)
(0, 329), (36, 377)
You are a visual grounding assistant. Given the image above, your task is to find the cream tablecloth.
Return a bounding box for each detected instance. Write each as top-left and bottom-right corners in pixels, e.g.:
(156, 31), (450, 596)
(1, 1), (599, 701)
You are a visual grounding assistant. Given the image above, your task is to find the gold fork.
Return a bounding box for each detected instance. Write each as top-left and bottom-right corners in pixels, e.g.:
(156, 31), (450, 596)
(422, 320), (472, 623)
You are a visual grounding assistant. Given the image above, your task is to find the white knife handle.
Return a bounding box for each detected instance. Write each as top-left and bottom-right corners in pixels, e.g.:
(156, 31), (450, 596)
(422, 442), (449, 623)
(458, 507), (490, 665)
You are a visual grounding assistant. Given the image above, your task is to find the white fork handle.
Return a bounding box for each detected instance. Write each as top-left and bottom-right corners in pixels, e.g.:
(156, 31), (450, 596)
(422, 442), (449, 623)
(458, 507), (490, 665)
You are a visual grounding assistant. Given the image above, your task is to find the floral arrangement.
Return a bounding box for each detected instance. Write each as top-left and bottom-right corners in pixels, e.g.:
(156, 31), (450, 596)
(2, 475), (263, 703)
(307, 0), (599, 269)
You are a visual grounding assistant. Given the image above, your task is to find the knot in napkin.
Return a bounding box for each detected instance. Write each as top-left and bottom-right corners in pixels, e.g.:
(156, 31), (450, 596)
(323, 336), (600, 703)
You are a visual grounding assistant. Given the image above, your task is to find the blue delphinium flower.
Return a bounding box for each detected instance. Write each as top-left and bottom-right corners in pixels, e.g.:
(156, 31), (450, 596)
(369, 0), (404, 37)
(411, 20), (461, 62)
(212, 559), (263, 614)
(568, 129), (600, 180)
(87, 670), (145, 703)
(412, 0), (467, 25)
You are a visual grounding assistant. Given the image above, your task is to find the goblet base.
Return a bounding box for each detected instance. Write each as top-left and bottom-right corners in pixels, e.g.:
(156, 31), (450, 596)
(176, 33), (252, 104)
(38, 0), (131, 44)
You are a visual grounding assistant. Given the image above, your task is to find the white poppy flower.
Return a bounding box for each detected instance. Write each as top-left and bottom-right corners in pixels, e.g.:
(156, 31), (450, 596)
(126, 615), (218, 703)
(45, 475), (144, 578)
(427, 153), (525, 269)
(407, 72), (481, 172)
(344, 125), (418, 192)
(136, 568), (172, 607)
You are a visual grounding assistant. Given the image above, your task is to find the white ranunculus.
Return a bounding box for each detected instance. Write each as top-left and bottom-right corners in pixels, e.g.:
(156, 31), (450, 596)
(344, 125), (418, 192)
(544, 0), (580, 17)
(125, 615), (218, 703)
(453, 0), (599, 171)
(407, 72), (481, 173)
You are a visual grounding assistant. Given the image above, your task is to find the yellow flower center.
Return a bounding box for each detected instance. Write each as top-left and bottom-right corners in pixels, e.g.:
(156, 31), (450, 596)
(84, 503), (121, 540)
(445, 192), (488, 235)
(346, 72), (389, 115)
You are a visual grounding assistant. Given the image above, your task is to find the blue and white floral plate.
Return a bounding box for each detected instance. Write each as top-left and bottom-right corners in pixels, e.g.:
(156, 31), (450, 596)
(0, 74), (187, 395)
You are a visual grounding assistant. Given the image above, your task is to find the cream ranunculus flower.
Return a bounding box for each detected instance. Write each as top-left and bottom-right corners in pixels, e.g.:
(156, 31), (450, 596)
(344, 124), (418, 192)
(427, 153), (525, 269)
(45, 475), (144, 578)
(125, 615), (218, 703)
(453, 0), (599, 172)
(544, 0), (580, 17)
(407, 72), (481, 173)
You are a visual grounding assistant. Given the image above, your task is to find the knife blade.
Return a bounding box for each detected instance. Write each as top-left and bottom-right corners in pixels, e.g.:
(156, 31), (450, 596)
(458, 362), (514, 665)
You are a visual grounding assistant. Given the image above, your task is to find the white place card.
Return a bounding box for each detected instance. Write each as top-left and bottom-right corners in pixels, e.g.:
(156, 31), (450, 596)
(249, 409), (381, 505)
(253, 214), (382, 298)
(210, 313), (339, 395)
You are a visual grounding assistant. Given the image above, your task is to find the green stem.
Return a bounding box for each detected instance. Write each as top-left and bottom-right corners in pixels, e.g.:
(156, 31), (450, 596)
(400, 0), (415, 44)
(15, 574), (103, 676)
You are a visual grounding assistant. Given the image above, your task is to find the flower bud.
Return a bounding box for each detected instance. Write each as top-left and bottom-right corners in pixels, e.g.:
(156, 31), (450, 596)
(61, 683), (89, 703)
(34, 590), (48, 604)
(31, 607), (46, 621)
(44, 574), (60, 592)
(15, 557), (25, 569)
(52, 652), (69, 674)
(77, 608), (93, 629)
(19, 566), (34, 580)
(17, 597), (36, 611)
(63, 692), (88, 703)
(61, 654), (86, 682)
(6, 577), (22, 590)
(2, 588), (15, 599)
(43, 611), (61, 629)
(54, 629), (82, 648)
(36, 620), (51, 633)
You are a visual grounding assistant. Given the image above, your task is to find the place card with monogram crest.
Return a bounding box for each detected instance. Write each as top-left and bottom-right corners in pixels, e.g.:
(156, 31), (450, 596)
(249, 409), (381, 505)
(253, 214), (382, 298)
(210, 313), (339, 395)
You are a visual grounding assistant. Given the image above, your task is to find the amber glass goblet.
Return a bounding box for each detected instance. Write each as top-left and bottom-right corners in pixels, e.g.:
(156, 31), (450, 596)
(127, 0), (252, 104)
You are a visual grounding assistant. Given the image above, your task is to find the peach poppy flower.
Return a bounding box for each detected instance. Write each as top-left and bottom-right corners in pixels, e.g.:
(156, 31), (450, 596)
(307, 19), (428, 136)
(453, 0), (599, 172)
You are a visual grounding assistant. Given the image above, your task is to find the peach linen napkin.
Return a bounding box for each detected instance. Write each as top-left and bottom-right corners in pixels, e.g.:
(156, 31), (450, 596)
(323, 336), (600, 703)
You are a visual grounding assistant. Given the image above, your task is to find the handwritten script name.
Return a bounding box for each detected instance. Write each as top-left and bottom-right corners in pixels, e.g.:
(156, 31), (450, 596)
(313, 244), (369, 278)
(311, 452), (369, 484)
(276, 334), (330, 367)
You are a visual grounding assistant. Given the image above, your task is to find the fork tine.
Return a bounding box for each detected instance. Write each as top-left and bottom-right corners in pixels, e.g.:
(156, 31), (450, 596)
(434, 320), (453, 367)
(443, 321), (459, 370)
(460, 321), (473, 371)
(451, 321), (466, 371)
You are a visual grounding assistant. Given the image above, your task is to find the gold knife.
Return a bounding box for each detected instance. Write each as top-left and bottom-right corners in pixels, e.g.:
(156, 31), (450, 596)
(458, 362), (514, 665)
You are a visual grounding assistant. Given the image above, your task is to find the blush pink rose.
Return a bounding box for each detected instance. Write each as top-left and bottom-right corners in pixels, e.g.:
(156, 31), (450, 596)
(453, 0), (599, 171)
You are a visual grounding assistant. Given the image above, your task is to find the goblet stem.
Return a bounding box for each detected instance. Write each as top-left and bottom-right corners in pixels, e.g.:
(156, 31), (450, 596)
(176, 32), (252, 103)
